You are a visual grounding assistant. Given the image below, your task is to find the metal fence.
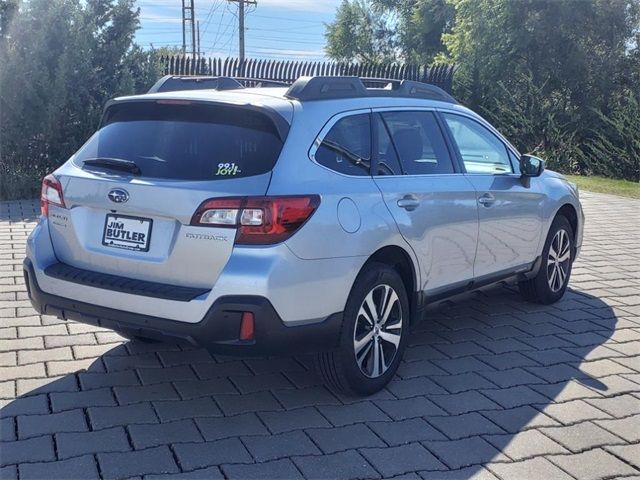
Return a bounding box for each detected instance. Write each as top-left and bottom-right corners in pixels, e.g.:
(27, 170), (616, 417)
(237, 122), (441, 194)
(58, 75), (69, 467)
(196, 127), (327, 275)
(160, 56), (456, 92)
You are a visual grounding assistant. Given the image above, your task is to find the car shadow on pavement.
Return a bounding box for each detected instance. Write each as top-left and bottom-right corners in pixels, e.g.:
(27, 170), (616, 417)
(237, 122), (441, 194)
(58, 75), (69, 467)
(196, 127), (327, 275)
(0, 283), (621, 479)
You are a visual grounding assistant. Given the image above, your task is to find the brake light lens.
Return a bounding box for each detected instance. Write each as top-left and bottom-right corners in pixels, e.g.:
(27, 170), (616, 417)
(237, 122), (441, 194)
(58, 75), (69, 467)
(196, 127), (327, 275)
(156, 99), (193, 105)
(191, 195), (320, 245)
(40, 174), (66, 216)
(239, 312), (255, 341)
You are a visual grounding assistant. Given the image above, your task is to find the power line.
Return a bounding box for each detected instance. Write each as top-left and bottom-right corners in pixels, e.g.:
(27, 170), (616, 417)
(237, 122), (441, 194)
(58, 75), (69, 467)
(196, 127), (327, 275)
(137, 30), (182, 35)
(200, 0), (223, 40)
(249, 35), (323, 45)
(226, 0), (257, 65)
(246, 26), (325, 35)
(247, 46), (324, 53)
(212, 6), (236, 54)
(209, 4), (226, 50)
(138, 0), (331, 60)
(138, 42), (184, 47)
(137, 26), (324, 37)
(250, 13), (326, 24)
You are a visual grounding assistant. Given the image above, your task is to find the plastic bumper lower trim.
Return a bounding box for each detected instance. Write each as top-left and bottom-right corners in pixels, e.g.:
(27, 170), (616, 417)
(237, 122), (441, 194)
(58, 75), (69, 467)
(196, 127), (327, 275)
(24, 259), (342, 355)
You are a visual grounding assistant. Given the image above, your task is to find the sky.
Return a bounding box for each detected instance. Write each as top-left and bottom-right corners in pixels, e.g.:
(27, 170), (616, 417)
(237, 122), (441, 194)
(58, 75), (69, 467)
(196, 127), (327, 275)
(135, 0), (341, 61)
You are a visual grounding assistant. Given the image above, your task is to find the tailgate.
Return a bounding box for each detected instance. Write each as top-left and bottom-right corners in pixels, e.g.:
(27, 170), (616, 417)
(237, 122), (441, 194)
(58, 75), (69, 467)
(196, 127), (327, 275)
(46, 99), (287, 290)
(48, 172), (271, 289)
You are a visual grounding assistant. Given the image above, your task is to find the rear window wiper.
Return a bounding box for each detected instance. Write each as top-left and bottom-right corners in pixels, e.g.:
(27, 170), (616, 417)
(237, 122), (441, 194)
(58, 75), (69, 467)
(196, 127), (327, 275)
(82, 157), (142, 176)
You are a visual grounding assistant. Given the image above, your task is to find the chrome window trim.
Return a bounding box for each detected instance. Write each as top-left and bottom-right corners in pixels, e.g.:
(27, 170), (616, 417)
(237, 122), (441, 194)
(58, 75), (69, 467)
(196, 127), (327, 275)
(372, 173), (470, 179)
(307, 105), (524, 179)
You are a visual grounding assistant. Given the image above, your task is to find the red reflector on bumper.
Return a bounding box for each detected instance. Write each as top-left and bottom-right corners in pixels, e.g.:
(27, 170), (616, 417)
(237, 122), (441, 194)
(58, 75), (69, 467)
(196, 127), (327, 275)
(239, 312), (255, 341)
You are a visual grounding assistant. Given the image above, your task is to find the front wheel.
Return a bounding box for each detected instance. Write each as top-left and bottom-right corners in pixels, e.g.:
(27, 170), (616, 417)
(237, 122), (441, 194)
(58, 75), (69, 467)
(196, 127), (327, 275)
(519, 215), (574, 304)
(316, 262), (409, 396)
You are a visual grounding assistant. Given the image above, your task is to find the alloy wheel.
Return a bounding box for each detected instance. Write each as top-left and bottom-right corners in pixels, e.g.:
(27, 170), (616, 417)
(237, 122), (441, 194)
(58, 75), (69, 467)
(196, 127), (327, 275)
(547, 229), (571, 293)
(353, 284), (403, 378)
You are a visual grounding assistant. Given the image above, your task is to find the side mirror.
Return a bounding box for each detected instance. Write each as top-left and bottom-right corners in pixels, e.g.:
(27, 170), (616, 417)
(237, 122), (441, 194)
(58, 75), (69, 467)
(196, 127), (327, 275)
(520, 154), (545, 177)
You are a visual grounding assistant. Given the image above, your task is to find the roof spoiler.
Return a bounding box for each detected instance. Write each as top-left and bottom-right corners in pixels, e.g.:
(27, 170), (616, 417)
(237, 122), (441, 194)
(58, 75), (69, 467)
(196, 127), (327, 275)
(148, 75), (243, 93)
(148, 75), (290, 93)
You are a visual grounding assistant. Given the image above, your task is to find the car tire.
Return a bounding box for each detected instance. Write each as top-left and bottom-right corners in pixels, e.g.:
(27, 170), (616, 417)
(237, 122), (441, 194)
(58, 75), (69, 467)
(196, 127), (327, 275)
(519, 215), (574, 304)
(315, 262), (409, 396)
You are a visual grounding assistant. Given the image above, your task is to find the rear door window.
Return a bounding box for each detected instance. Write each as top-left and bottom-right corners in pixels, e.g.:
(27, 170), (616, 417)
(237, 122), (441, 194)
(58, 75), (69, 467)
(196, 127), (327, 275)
(380, 111), (454, 175)
(73, 102), (284, 180)
(314, 114), (371, 176)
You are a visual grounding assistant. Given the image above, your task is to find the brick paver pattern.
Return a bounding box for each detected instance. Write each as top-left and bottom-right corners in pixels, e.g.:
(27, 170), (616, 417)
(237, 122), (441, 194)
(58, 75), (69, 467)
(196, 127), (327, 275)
(0, 191), (639, 480)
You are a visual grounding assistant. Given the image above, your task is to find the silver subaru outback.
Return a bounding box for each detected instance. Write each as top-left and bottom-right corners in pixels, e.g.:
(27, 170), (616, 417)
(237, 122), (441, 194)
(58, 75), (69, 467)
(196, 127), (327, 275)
(25, 75), (584, 395)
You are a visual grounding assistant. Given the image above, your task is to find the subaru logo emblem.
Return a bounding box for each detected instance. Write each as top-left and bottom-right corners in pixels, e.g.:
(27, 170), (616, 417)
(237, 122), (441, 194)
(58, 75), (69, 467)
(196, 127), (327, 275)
(108, 189), (129, 204)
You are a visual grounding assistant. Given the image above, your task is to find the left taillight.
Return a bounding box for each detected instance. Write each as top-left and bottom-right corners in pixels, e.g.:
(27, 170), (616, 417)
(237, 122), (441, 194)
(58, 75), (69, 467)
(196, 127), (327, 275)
(40, 174), (66, 216)
(190, 195), (320, 245)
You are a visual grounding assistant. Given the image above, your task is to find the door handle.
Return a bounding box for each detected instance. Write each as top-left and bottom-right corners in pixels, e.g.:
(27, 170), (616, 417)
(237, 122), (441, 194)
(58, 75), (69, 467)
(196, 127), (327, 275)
(397, 195), (420, 211)
(478, 193), (496, 207)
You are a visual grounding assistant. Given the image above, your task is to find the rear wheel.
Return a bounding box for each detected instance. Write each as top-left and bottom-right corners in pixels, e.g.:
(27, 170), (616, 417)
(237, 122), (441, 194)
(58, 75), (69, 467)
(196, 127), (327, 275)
(316, 262), (409, 396)
(519, 215), (574, 304)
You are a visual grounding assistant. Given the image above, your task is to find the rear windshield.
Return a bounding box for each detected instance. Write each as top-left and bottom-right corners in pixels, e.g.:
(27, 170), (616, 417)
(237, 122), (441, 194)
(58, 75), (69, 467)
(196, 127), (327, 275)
(73, 102), (284, 180)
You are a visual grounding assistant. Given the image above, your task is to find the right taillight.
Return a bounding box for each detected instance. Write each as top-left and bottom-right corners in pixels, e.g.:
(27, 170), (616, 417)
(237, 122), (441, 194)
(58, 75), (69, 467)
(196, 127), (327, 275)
(190, 195), (320, 245)
(40, 174), (66, 216)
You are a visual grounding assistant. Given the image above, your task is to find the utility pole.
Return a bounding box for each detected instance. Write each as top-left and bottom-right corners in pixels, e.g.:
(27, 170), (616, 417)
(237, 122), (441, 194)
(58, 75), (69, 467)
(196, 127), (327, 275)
(238, 0), (245, 64)
(181, 0), (197, 59)
(227, 0), (257, 70)
(197, 20), (201, 58)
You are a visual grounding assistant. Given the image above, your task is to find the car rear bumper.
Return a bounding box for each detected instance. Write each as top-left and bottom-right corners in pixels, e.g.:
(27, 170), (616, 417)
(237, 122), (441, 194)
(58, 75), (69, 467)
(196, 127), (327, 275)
(23, 259), (342, 354)
(27, 216), (362, 326)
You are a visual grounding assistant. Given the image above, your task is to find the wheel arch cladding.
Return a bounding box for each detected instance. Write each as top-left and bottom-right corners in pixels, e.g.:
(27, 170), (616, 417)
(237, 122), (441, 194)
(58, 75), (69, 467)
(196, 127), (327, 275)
(556, 203), (578, 241)
(365, 245), (417, 321)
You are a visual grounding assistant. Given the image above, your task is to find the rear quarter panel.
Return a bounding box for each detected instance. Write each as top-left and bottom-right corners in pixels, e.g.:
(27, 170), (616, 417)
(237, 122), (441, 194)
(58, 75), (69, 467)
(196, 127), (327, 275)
(268, 101), (421, 275)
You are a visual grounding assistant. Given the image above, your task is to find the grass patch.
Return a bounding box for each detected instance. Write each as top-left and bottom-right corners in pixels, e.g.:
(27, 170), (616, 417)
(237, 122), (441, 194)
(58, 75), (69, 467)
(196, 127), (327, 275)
(565, 175), (640, 199)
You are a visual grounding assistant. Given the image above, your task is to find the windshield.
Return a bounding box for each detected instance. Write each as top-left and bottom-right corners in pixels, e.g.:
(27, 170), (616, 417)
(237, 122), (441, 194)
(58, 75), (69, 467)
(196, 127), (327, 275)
(73, 102), (284, 180)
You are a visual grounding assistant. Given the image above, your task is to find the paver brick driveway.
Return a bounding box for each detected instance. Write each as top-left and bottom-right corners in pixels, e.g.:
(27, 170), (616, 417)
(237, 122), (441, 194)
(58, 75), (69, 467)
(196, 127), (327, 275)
(1, 191), (639, 480)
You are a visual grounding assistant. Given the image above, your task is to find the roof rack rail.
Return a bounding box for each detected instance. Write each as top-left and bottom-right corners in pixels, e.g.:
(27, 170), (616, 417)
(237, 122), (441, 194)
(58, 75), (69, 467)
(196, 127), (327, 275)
(285, 76), (457, 103)
(147, 75), (290, 94)
(235, 77), (290, 88)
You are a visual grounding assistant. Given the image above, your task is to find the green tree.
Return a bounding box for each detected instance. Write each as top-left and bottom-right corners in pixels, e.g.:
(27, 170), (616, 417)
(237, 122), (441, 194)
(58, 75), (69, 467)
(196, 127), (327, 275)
(325, 0), (640, 180)
(325, 0), (396, 62)
(326, 0), (454, 63)
(372, 0), (454, 63)
(583, 92), (640, 180)
(443, 0), (640, 179)
(443, 0), (639, 108)
(0, 0), (160, 199)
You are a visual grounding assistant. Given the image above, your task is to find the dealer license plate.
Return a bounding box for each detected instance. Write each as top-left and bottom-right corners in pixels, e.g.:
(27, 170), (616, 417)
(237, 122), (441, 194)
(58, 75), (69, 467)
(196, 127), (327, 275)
(102, 214), (152, 252)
